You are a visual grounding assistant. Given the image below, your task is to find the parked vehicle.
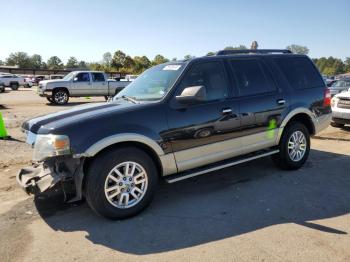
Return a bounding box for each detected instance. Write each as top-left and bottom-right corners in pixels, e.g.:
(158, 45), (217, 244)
(18, 49), (331, 219)
(0, 81), (4, 93)
(329, 78), (350, 96)
(124, 74), (139, 81)
(0, 74), (25, 90)
(23, 75), (34, 88)
(49, 74), (64, 80)
(327, 79), (337, 87)
(331, 91), (350, 127)
(33, 75), (46, 85)
(37, 71), (130, 105)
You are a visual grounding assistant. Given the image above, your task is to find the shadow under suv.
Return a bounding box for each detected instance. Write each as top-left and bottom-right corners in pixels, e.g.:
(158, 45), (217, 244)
(18, 49), (331, 219)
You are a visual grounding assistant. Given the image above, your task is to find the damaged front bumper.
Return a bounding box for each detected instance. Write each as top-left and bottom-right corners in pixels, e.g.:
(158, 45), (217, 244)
(17, 157), (85, 202)
(17, 163), (62, 194)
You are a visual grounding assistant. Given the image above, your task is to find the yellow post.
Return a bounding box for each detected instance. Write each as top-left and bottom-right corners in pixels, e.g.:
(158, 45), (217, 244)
(0, 111), (8, 138)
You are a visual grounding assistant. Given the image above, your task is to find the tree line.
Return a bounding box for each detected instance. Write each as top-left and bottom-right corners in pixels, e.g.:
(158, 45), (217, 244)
(0, 44), (349, 76)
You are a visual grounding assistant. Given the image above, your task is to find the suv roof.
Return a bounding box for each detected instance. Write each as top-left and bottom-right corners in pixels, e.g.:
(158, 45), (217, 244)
(185, 49), (306, 64)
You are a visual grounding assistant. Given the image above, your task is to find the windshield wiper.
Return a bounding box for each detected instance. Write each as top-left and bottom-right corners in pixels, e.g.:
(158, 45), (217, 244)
(121, 95), (139, 104)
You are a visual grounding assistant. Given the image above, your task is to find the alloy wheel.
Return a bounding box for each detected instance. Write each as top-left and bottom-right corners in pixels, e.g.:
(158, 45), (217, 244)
(104, 161), (148, 209)
(287, 130), (307, 162)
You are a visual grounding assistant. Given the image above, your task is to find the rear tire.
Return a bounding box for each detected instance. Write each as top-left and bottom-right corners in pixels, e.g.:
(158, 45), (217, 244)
(10, 83), (19, 90)
(272, 122), (310, 170)
(330, 122), (345, 128)
(85, 147), (158, 219)
(52, 89), (69, 105)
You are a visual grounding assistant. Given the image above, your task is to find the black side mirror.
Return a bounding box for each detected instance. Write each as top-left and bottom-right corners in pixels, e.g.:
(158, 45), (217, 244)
(175, 85), (206, 104)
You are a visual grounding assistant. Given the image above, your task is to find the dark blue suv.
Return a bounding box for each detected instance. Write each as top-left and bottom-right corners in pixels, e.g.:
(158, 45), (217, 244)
(18, 49), (331, 219)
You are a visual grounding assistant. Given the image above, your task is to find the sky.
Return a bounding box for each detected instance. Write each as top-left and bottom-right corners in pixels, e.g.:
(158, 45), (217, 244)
(0, 0), (349, 64)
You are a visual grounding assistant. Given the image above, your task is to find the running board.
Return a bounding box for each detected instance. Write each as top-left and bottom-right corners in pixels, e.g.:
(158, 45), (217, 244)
(165, 149), (279, 183)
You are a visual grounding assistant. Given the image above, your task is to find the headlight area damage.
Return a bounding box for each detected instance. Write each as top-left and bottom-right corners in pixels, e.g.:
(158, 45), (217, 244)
(17, 132), (84, 202)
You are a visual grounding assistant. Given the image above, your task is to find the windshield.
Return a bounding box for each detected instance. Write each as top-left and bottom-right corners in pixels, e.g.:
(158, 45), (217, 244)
(115, 63), (185, 101)
(63, 72), (74, 80)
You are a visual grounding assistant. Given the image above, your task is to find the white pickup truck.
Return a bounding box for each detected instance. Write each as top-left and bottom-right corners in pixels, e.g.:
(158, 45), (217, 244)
(38, 71), (130, 105)
(0, 74), (26, 90)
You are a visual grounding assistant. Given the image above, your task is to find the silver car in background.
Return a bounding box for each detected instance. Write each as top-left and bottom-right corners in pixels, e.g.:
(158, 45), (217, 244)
(329, 78), (350, 96)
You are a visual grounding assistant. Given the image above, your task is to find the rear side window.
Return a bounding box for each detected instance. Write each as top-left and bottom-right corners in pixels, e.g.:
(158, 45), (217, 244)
(274, 57), (324, 89)
(229, 59), (275, 96)
(92, 73), (105, 82)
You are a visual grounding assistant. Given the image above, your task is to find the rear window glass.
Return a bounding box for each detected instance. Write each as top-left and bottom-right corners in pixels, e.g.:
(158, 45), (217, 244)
(229, 59), (276, 96)
(274, 57), (324, 89)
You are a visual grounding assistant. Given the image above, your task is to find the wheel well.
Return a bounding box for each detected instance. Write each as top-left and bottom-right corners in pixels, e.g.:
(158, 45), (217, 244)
(82, 141), (163, 186)
(287, 113), (315, 135)
(9, 81), (19, 85)
(53, 87), (70, 95)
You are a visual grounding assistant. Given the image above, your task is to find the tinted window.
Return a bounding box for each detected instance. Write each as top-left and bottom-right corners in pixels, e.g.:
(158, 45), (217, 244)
(229, 59), (275, 96)
(179, 61), (228, 101)
(274, 57), (324, 89)
(92, 73), (105, 82)
(75, 73), (90, 82)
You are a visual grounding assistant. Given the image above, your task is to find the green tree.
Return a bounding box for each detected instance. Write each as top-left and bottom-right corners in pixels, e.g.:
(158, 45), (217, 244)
(47, 56), (63, 69)
(6, 52), (32, 67)
(314, 56), (345, 76)
(102, 52), (112, 68)
(184, 54), (194, 59)
(132, 56), (151, 74)
(0, 60), (3, 66)
(344, 57), (350, 73)
(78, 61), (88, 69)
(30, 54), (42, 69)
(111, 50), (127, 70)
(66, 56), (79, 68)
(41, 62), (48, 69)
(123, 56), (135, 71)
(224, 45), (247, 50)
(88, 62), (104, 71)
(152, 54), (169, 65)
(286, 44), (309, 55)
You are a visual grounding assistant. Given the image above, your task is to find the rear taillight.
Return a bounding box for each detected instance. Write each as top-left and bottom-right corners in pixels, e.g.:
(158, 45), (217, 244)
(323, 88), (331, 107)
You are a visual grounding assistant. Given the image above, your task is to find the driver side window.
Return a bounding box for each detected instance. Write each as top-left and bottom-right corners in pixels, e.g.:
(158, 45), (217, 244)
(179, 61), (229, 101)
(75, 73), (90, 82)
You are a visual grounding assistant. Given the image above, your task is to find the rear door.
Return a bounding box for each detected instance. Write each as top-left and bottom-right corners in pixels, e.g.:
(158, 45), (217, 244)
(228, 57), (288, 154)
(166, 59), (242, 172)
(91, 72), (108, 96)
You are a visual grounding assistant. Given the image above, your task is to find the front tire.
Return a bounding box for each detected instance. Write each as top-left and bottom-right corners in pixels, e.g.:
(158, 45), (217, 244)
(272, 122), (310, 170)
(85, 147), (158, 219)
(46, 97), (54, 103)
(52, 89), (69, 105)
(10, 83), (19, 90)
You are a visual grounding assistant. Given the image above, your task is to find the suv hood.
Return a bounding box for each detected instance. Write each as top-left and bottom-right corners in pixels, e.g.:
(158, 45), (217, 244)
(22, 101), (140, 134)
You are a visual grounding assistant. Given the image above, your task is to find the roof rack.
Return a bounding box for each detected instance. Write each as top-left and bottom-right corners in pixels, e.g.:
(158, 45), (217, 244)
(216, 49), (292, 56)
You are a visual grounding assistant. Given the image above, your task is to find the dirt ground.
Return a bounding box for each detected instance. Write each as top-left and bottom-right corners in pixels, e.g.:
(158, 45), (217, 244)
(0, 88), (350, 262)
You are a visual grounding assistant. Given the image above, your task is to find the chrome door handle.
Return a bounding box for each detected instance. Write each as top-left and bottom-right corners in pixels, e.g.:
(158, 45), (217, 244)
(222, 108), (232, 114)
(277, 99), (285, 105)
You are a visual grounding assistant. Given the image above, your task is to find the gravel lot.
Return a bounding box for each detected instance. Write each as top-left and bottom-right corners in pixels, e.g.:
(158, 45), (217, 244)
(0, 88), (350, 262)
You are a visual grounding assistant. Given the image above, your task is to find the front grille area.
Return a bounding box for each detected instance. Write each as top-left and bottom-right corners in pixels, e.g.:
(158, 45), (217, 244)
(338, 99), (350, 109)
